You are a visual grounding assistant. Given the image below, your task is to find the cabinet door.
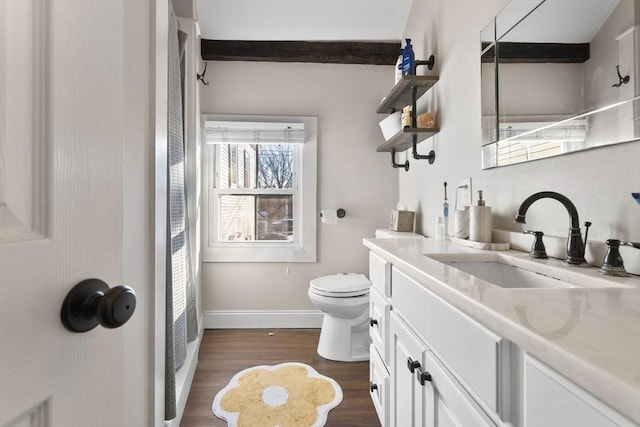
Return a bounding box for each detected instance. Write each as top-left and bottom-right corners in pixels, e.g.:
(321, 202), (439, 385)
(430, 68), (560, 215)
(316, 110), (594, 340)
(424, 351), (495, 427)
(390, 312), (433, 427)
(524, 355), (635, 427)
(437, 399), (463, 427)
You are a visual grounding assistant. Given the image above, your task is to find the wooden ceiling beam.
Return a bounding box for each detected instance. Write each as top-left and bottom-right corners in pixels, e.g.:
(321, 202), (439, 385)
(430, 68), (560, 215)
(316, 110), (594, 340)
(481, 42), (590, 63)
(201, 40), (401, 65)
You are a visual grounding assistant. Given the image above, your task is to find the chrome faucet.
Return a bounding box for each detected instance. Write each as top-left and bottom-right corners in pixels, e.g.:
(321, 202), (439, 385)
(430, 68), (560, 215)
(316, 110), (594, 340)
(514, 191), (590, 265)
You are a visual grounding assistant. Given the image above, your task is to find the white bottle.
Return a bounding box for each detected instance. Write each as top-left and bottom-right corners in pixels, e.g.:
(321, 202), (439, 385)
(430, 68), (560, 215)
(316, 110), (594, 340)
(469, 190), (492, 243)
(395, 55), (403, 84)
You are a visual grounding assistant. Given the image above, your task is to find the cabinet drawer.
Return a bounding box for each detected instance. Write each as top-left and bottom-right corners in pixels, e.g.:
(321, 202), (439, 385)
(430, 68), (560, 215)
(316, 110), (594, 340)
(392, 267), (504, 414)
(370, 287), (391, 366)
(370, 344), (390, 427)
(369, 251), (391, 297)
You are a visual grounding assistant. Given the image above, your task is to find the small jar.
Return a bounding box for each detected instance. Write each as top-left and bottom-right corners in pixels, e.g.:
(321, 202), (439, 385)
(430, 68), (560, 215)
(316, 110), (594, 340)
(417, 112), (435, 128)
(402, 106), (413, 127)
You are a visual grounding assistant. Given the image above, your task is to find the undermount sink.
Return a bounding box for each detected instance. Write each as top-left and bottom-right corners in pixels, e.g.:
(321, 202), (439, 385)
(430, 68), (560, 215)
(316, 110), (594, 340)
(424, 252), (631, 289)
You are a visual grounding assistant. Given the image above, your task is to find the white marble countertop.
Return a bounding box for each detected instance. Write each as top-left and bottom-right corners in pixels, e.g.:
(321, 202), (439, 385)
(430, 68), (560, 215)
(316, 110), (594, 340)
(363, 236), (640, 424)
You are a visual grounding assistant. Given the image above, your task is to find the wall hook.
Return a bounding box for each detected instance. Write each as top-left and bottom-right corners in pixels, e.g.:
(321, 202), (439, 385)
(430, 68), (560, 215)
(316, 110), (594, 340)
(391, 148), (410, 171)
(197, 62), (210, 85)
(612, 65), (630, 87)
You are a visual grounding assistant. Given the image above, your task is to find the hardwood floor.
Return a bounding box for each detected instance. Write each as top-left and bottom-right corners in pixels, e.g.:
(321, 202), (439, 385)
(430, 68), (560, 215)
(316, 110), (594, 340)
(181, 329), (381, 427)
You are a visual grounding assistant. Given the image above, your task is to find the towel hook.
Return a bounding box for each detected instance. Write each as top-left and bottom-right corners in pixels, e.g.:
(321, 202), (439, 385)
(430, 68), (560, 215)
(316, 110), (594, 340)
(612, 65), (630, 88)
(197, 62), (209, 86)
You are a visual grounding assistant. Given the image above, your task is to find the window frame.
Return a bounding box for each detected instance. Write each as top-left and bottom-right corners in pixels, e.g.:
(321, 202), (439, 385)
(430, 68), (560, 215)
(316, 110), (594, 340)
(201, 114), (317, 262)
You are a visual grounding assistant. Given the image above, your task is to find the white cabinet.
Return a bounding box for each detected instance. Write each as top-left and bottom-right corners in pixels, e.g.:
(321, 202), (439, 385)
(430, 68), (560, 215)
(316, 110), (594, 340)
(392, 267), (508, 417)
(369, 251), (393, 426)
(369, 250), (499, 427)
(367, 247), (640, 427)
(389, 312), (495, 427)
(370, 255), (502, 427)
(524, 355), (637, 427)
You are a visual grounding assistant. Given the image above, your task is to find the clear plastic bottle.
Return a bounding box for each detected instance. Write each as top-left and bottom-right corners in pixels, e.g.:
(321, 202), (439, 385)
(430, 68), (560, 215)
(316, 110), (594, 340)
(435, 217), (445, 240)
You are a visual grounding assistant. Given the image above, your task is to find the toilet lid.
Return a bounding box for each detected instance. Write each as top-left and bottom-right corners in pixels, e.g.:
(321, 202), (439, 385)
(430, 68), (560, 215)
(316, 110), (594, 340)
(309, 273), (370, 297)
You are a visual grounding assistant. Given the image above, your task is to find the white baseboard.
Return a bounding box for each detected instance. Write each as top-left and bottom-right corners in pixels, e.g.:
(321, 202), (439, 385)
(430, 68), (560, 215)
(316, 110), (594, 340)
(204, 310), (324, 329)
(166, 326), (203, 427)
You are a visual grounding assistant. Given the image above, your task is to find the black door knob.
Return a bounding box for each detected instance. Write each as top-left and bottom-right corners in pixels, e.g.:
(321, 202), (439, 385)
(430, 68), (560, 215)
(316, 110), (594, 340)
(61, 278), (136, 332)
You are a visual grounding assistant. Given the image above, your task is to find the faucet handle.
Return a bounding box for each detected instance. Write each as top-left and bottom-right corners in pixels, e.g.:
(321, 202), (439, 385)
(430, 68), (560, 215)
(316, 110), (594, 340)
(620, 241), (640, 249)
(524, 230), (548, 259)
(599, 239), (630, 277)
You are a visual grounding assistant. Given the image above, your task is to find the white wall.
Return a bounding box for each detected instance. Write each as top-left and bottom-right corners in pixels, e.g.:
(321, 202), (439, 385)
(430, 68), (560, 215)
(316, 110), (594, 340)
(400, 0), (640, 246)
(200, 62), (398, 311)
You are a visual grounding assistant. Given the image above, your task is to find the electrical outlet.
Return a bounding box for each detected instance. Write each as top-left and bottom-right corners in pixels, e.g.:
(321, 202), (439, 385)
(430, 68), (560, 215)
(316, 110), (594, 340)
(458, 178), (472, 207)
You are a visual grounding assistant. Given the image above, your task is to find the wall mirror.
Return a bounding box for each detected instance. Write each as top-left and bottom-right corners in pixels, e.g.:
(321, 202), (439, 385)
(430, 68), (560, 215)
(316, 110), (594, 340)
(481, 0), (640, 169)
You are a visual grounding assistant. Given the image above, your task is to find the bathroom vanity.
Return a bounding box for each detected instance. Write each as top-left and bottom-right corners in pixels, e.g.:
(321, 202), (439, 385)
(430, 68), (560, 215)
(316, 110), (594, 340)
(365, 237), (640, 427)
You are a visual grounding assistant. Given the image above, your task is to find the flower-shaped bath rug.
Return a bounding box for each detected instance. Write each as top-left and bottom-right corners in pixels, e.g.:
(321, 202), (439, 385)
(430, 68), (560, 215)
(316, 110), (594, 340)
(212, 362), (343, 427)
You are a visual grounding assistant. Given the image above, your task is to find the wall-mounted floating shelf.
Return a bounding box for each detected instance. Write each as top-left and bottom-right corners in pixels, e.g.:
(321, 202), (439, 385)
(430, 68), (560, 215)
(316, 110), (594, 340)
(377, 75), (439, 114)
(376, 59), (440, 171)
(376, 66), (439, 169)
(376, 127), (439, 152)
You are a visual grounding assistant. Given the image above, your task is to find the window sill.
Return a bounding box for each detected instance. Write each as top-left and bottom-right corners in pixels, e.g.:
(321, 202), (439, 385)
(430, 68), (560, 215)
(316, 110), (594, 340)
(202, 243), (316, 263)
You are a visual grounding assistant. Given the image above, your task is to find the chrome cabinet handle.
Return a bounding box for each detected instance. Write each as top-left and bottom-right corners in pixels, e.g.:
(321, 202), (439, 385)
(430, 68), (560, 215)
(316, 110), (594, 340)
(61, 278), (136, 332)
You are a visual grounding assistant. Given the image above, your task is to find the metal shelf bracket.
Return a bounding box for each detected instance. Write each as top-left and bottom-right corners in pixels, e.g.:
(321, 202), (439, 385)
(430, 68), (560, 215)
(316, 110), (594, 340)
(391, 148), (410, 171)
(411, 138), (436, 164)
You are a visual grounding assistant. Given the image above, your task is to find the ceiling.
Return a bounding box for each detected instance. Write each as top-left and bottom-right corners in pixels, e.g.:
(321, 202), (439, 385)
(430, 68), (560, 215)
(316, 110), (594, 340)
(196, 0), (414, 41)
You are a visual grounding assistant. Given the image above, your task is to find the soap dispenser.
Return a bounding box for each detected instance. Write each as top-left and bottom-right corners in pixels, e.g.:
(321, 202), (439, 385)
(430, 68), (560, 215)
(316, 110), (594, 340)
(469, 190), (492, 243)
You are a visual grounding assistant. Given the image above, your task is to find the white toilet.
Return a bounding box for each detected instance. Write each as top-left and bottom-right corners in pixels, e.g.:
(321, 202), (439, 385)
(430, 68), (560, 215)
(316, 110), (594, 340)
(308, 273), (371, 362)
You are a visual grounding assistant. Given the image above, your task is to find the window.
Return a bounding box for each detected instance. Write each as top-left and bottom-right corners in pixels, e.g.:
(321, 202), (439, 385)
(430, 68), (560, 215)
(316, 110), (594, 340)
(202, 115), (317, 262)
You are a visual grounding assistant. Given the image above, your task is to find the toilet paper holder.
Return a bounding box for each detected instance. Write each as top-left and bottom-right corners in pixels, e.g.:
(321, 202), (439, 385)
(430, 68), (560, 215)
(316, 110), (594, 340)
(320, 208), (346, 220)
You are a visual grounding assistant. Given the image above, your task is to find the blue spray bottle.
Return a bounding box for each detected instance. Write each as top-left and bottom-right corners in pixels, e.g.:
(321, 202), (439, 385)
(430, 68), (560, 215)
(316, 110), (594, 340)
(401, 38), (415, 76)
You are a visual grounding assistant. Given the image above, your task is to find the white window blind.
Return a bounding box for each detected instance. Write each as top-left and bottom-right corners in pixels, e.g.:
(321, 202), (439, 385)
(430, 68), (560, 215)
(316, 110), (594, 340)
(204, 121), (305, 144)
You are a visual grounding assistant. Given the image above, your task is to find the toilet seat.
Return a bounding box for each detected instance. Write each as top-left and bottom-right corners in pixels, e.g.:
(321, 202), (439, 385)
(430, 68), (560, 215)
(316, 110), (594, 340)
(309, 273), (370, 298)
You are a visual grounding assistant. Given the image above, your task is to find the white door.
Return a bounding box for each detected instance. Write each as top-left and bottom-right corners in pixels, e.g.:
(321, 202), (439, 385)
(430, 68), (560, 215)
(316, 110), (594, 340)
(0, 0), (130, 425)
